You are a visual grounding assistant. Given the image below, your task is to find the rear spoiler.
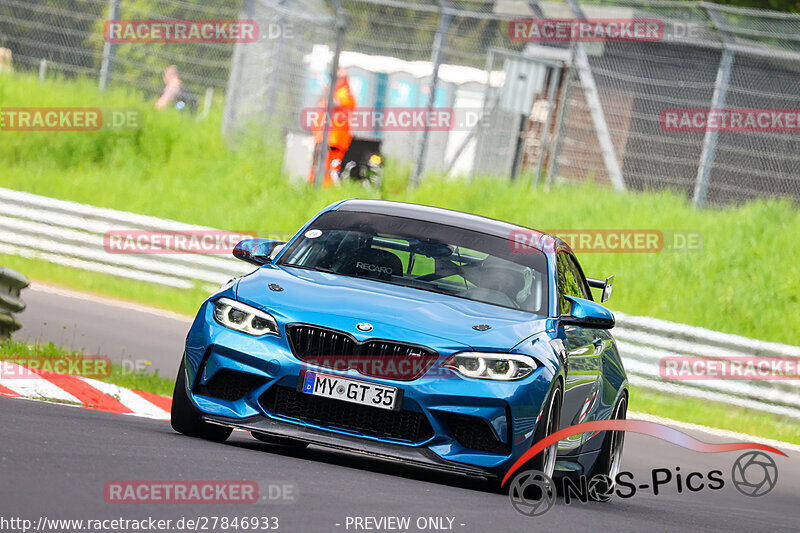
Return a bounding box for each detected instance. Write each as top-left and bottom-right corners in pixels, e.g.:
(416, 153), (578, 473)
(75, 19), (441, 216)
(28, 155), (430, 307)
(586, 275), (614, 303)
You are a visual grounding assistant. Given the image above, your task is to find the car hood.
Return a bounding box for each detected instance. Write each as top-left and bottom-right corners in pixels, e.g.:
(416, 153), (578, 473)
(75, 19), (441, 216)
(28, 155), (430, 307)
(234, 264), (548, 351)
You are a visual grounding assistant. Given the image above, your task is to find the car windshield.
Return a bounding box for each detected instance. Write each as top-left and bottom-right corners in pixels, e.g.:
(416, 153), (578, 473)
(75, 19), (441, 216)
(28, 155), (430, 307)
(278, 211), (548, 315)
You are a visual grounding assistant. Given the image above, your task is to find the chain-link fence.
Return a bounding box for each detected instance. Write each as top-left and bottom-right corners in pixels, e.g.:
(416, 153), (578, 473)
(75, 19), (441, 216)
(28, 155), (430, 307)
(225, 0), (800, 205)
(0, 0), (241, 106)
(1, 0), (799, 205)
(221, 0), (336, 138)
(226, 0), (564, 185)
(552, 1), (800, 206)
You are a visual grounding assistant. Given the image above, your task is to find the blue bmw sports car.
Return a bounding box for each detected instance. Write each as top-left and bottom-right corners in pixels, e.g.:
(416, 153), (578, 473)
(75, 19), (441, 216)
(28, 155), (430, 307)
(171, 200), (628, 490)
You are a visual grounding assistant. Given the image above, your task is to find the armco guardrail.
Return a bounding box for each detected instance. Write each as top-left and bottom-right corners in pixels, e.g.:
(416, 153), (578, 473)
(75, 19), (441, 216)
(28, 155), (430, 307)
(0, 187), (255, 290)
(0, 266), (30, 339)
(614, 312), (800, 419)
(0, 187), (797, 417)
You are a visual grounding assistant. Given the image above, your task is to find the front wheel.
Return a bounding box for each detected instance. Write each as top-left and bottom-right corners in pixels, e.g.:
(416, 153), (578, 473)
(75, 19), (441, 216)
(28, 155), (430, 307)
(585, 392), (627, 501)
(528, 382), (563, 478)
(489, 381), (562, 492)
(171, 360), (232, 443)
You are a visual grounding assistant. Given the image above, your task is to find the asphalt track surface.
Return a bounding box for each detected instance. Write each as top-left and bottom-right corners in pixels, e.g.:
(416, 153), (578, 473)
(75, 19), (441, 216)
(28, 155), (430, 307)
(4, 284), (799, 532)
(15, 284), (191, 377)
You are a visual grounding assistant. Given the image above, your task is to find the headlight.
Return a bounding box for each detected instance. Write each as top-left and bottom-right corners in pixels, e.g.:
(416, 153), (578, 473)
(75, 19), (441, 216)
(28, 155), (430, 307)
(442, 352), (536, 381)
(213, 297), (279, 336)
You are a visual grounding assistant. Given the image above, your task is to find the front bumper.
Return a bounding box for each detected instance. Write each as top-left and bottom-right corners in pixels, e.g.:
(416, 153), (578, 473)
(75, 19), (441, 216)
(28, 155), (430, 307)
(184, 300), (558, 477)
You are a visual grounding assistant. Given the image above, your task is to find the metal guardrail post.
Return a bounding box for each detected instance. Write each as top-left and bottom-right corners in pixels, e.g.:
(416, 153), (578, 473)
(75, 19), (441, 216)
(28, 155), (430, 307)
(0, 267), (30, 339)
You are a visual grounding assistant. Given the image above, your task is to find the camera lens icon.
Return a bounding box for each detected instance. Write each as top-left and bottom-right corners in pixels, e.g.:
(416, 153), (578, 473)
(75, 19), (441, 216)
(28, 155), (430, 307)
(731, 451), (778, 498)
(508, 470), (556, 517)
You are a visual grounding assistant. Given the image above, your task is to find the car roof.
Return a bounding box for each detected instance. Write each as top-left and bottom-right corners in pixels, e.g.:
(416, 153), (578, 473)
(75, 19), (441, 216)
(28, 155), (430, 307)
(335, 199), (570, 253)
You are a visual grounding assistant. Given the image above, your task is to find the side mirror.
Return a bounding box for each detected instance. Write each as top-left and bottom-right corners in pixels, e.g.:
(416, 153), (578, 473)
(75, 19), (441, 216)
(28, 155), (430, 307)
(560, 295), (615, 329)
(587, 274), (614, 303)
(233, 239), (286, 266)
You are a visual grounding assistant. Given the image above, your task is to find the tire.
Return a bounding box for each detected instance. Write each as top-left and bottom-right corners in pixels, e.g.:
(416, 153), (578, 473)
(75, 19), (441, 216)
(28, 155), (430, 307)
(585, 392), (628, 502)
(527, 381), (563, 477)
(171, 360), (232, 443)
(489, 381), (563, 492)
(251, 432), (309, 449)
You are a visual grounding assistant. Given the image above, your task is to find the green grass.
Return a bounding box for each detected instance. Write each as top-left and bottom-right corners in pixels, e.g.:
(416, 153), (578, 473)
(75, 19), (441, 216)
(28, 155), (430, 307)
(631, 386), (800, 445)
(0, 337), (173, 396)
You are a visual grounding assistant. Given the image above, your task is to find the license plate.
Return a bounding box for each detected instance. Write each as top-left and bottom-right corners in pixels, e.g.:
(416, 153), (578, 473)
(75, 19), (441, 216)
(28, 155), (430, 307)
(298, 371), (401, 411)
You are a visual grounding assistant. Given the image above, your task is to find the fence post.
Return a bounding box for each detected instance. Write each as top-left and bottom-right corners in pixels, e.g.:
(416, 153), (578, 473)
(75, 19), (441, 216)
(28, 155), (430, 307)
(410, 1), (451, 187)
(38, 59), (47, 81)
(532, 65), (561, 187)
(265, 0), (288, 119)
(222, 0), (256, 135)
(692, 49), (732, 208)
(313, 4), (346, 187)
(545, 67), (575, 191)
(199, 88), (214, 119)
(526, 0), (545, 18)
(565, 0), (625, 192)
(693, 4), (735, 208)
(98, 0), (121, 91)
(469, 49), (495, 182)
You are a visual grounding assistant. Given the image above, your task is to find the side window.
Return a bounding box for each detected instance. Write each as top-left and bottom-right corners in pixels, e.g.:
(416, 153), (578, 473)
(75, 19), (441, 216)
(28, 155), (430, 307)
(566, 255), (591, 301)
(556, 252), (582, 315)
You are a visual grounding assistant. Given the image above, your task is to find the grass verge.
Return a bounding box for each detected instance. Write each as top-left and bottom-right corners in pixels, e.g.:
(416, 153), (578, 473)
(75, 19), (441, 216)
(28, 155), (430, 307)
(631, 385), (799, 445)
(0, 337), (174, 396)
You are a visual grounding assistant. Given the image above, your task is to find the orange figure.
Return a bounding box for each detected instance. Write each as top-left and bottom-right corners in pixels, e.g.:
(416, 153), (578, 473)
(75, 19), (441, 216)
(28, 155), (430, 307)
(309, 68), (356, 187)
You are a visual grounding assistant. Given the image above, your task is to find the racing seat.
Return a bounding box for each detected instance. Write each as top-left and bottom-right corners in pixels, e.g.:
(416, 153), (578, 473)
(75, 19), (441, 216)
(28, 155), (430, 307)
(478, 266), (526, 302)
(336, 247), (403, 281)
(462, 264), (527, 308)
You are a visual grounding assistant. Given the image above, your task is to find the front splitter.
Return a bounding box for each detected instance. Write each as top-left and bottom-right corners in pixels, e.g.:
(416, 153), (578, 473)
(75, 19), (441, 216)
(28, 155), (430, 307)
(202, 413), (496, 480)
